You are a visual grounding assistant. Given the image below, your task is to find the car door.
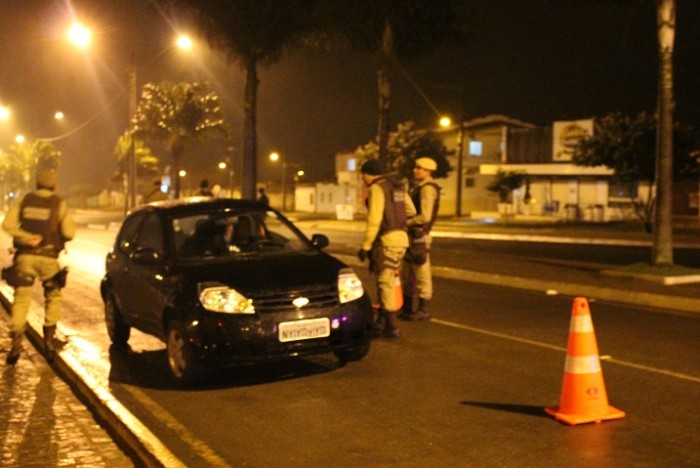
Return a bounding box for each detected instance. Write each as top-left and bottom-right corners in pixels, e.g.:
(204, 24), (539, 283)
(107, 211), (147, 323)
(122, 212), (169, 336)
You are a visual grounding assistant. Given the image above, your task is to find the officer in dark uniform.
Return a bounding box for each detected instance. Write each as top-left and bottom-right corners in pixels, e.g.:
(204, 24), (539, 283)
(2, 169), (75, 365)
(357, 159), (416, 338)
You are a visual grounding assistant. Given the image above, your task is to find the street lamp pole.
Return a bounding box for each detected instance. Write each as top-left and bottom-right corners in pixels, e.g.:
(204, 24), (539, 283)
(128, 53), (137, 212)
(455, 87), (466, 218)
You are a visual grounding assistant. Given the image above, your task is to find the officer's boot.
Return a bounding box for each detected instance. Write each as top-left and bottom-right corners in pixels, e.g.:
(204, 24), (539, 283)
(383, 311), (401, 339)
(398, 295), (414, 320)
(6, 332), (22, 365)
(371, 308), (386, 338)
(413, 298), (432, 321)
(43, 325), (58, 362)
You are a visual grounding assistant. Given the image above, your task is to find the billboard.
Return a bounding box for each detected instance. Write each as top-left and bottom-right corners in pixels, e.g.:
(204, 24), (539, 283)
(552, 119), (594, 162)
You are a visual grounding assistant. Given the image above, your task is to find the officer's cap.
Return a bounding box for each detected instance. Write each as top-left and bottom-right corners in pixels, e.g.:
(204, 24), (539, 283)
(415, 157), (437, 171)
(360, 159), (385, 175)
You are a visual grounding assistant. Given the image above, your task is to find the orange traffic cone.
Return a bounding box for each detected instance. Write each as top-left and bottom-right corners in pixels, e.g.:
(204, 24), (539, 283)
(393, 269), (403, 310)
(545, 297), (625, 425)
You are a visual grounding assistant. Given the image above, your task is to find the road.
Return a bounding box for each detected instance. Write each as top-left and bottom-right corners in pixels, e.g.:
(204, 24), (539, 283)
(1, 225), (699, 467)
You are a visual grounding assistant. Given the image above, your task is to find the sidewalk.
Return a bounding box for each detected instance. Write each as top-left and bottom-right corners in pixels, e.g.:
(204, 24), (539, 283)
(0, 313), (134, 466)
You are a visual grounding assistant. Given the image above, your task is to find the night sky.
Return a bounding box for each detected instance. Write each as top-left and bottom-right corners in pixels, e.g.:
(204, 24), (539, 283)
(1, 0), (699, 190)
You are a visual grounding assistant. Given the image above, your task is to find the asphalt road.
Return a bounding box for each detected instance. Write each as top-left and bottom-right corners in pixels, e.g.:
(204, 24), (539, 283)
(2, 226), (699, 467)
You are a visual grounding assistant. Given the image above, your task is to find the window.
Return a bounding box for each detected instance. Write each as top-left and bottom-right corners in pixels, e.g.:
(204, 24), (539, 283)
(469, 141), (483, 157)
(136, 214), (164, 254)
(347, 158), (357, 171)
(609, 180), (638, 199)
(118, 212), (147, 255)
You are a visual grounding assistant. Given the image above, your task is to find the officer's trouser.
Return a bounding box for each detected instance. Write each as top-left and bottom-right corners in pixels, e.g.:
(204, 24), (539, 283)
(376, 246), (407, 313)
(401, 235), (433, 300)
(10, 254), (62, 334)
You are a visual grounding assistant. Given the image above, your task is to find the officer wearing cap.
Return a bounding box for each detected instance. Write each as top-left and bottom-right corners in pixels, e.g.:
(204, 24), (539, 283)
(2, 169), (75, 365)
(357, 159), (416, 338)
(400, 157), (441, 322)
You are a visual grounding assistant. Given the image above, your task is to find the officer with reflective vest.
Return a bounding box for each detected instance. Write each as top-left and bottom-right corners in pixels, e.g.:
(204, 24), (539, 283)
(3, 169), (75, 365)
(400, 157), (441, 322)
(357, 159), (416, 338)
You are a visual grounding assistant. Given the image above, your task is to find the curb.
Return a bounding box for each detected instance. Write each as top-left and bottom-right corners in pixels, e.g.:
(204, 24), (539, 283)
(0, 286), (184, 468)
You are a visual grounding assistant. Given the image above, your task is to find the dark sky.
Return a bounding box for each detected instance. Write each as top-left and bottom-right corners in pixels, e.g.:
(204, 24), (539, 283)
(1, 0), (699, 189)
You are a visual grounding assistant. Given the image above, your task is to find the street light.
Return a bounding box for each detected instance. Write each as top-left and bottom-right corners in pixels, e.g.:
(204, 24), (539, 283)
(66, 21), (192, 210)
(269, 151), (302, 211)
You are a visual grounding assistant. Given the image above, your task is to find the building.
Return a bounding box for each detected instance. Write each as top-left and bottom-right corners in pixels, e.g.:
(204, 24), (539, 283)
(295, 114), (698, 222)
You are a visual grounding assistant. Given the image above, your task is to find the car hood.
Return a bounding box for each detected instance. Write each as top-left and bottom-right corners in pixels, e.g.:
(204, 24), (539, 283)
(177, 251), (347, 293)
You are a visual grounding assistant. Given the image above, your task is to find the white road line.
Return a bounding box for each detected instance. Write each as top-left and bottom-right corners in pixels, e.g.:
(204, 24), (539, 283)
(432, 318), (700, 384)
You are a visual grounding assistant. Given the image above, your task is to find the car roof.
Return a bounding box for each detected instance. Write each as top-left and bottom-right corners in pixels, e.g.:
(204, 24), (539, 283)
(128, 197), (269, 218)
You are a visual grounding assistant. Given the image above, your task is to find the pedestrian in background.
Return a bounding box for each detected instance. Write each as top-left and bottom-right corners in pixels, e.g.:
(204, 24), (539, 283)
(357, 159), (416, 338)
(198, 179), (214, 196)
(400, 157), (441, 322)
(258, 187), (269, 206)
(2, 169), (75, 365)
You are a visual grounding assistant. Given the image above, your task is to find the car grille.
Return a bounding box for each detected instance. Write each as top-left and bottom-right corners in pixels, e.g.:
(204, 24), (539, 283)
(252, 284), (338, 312)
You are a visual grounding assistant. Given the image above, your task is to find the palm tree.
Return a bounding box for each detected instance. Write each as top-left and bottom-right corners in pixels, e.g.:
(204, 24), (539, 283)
(132, 81), (227, 198)
(652, 0), (675, 266)
(161, 0), (323, 199)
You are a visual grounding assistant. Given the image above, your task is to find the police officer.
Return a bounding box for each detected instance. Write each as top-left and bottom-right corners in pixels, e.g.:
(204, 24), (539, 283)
(357, 159), (416, 338)
(3, 169), (75, 365)
(400, 157), (441, 321)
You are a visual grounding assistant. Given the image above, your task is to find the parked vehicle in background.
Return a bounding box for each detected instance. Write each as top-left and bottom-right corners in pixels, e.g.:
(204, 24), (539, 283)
(101, 198), (373, 383)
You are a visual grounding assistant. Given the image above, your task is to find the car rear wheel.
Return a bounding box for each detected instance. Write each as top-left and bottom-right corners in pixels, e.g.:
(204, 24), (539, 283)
(334, 341), (371, 364)
(167, 319), (202, 384)
(105, 294), (130, 347)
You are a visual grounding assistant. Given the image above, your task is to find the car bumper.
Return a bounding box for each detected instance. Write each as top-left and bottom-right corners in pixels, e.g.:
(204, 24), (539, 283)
(184, 295), (373, 365)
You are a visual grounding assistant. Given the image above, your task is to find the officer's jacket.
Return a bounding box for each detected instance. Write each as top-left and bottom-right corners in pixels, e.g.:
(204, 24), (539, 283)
(409, 180), (441, 235)
(2, 189), (75, 258)
(361, 176), (416, 251)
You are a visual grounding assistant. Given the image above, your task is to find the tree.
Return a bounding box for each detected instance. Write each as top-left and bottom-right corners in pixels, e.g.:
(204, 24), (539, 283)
(132, 81), (227, 198)
(572, 111), (697, 232)
(653, 0), (676, 266)
(4, 139), (61, 193)
(354, 120), (451, 181)
(313, 1), (468, 163)
(113, 131), (161, 198)
(486, 169), (525, 204)
(162, 0), (323, 199)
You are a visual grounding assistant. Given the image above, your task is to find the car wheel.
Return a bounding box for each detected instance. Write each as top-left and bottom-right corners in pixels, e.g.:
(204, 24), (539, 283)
(334, 341), (371, 364)
(166, 319), (202, 384)
(105, 294), (130, 347)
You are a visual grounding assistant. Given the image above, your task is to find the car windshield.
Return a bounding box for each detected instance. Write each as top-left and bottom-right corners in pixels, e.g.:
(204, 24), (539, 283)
(171, 208), (312, 260)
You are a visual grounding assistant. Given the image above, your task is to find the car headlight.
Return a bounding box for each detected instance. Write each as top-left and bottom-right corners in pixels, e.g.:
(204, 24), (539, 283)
(338, 269), (364, 304)
(199, 285), (255, 314)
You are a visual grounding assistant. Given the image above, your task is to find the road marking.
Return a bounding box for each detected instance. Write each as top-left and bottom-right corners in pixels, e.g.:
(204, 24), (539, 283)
(432, 318), (700, 384)
(122, 386), (232, 467)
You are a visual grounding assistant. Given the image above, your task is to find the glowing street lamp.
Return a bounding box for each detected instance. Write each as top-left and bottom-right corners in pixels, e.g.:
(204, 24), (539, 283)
(0, 106), (10, 122)
(67, 22), (92, 50)
(439, 116), (452, 128)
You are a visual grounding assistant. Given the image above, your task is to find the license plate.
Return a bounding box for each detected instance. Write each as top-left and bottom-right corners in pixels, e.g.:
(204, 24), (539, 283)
(278, 318), (330, 342)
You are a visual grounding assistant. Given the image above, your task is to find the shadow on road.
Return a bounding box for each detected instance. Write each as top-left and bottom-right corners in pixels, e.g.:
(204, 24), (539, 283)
(460, 401), (550, 418)
(107, 345), (342, 390)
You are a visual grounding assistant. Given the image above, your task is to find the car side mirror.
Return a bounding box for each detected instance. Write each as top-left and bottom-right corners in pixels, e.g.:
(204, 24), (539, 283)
(310, 234), (329, 249)
(131, 247), (162, 265)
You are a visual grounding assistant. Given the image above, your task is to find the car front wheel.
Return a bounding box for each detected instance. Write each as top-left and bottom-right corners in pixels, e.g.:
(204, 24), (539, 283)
(105, 294), (130, 347)
(334, 340), (371, 364)
(166, 319), (202, 384)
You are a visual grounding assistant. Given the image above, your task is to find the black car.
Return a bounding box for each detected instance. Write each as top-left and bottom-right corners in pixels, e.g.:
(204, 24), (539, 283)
(101, 198), (373, 383)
